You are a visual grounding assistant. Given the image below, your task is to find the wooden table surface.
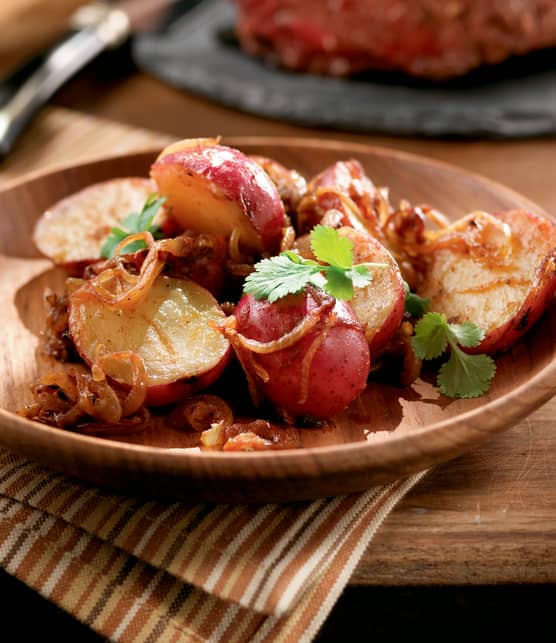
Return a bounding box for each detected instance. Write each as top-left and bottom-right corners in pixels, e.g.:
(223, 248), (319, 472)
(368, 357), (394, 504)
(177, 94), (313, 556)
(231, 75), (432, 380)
(1, 0), (555, 604)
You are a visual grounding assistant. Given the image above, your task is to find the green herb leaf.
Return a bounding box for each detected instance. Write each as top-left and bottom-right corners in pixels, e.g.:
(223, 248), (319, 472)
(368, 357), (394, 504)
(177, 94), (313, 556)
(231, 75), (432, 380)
(100, 193), (166, 259)
(403, 281), (429, 317)
(412, 312), (449, 360)
(447, 321), (484, 348)
(411, 312), (496, 398)
(243, 255), (323, 303)
(322, 266), (354, 300)
(346, 264), (373, 289)
(437, 347), (496, 398)
(243, 226), (383, 303)
(310, 224), (354, 269)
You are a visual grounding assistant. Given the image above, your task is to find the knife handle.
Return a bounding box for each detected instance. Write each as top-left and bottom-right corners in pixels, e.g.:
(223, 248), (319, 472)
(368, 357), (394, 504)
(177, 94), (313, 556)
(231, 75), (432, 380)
(0, 3), (130, 158)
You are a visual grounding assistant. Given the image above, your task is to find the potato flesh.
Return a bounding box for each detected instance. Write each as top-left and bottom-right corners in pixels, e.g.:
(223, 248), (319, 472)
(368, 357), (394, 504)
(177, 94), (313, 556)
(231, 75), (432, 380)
(33, 178), (157, 264)
(418, 210), (556, 333)
(339, 228), (404, 350)
(160, 171), (263, 251)
(69, 276), (229, 386)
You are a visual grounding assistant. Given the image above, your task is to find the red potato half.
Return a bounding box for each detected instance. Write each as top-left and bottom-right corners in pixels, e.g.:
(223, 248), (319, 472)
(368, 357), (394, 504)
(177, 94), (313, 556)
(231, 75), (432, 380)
(151, 138), (286, 255)
(337, 227), (405, 354)
(417, 209), (556, 354)
(33, 178), (162, 270)
(297, 159), (383, 238)
(232, 291), (370, 420)
(69, 275), (231, 406)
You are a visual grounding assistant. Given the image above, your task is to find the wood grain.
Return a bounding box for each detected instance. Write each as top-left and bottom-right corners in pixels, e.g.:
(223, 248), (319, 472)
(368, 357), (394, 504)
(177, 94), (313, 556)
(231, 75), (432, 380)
(0, 0), (88, 73)
(1, 136), (556, 511)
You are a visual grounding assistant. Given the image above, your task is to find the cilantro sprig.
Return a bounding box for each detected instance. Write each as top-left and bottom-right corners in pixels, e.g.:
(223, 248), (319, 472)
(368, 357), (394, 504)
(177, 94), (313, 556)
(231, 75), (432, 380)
(100, 193), (166, 259)
(411, 312), (496, 398)
(243, 225), (384, 302)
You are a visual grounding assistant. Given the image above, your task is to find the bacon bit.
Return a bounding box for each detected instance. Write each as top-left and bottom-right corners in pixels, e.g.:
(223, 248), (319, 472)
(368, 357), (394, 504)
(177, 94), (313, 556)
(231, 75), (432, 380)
(222, 432), (273, 451)
(201, 418), (301, 451)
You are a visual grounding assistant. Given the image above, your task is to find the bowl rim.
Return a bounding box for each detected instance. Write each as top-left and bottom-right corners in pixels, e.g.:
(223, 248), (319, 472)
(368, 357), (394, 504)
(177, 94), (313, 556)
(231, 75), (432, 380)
(1, 136), (555, 481)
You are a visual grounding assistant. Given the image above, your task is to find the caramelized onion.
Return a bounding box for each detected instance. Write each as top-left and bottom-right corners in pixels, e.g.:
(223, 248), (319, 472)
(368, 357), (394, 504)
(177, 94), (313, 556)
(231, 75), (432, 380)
(298, 312), (336, 405)
(425, 211), (513, 262)
(280, 225), (296, 252)
(169, 394), (233, 432)
(95, 350), (148, 418)
(84, 233), (197, 310)
(225, 299), (334, 355)
(75, 407), (150, 436)
(113, 230), (155, 256)
(74, 369), (122, 424)
(228, 228), (251, 264)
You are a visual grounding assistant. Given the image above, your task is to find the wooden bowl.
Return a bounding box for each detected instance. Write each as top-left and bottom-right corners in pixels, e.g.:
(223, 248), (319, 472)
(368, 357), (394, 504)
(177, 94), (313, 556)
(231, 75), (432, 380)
(1, 138), (555, 503)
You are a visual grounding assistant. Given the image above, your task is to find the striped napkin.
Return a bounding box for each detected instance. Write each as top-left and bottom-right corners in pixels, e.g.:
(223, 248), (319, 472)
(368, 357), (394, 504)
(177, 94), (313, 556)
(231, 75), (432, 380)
(0, 448), (427, 642)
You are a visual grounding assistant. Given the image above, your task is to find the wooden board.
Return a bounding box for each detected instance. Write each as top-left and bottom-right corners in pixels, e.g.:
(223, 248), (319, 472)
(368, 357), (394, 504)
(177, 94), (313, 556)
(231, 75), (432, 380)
(1, 108), (555, 584)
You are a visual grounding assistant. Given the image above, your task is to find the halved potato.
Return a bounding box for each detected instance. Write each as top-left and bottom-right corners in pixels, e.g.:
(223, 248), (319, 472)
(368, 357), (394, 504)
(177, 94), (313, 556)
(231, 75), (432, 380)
(417, 209), (556, 353)
(69, 275), (231, 405)
(293, 227), (405, 354)
(338, 227), (405, 354)
(151, 138), (286, 255)
(297, 159), (383, 238)
(33, 178), (162, 270)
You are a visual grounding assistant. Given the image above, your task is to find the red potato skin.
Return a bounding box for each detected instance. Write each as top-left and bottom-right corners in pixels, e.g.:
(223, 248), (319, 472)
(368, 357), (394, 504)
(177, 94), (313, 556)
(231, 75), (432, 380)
(310, 159), (376, 196)
(298, 160), (383, 239)
(151, 142), (286, 254)
(145, 351), (231, 406)
(233, 291), (370, 420)
(470, 271), (556, 355)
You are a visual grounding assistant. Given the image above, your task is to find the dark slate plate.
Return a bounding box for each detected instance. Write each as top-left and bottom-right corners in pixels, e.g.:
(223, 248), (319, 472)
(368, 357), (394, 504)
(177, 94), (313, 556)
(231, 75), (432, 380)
(133, 0), (556, 138)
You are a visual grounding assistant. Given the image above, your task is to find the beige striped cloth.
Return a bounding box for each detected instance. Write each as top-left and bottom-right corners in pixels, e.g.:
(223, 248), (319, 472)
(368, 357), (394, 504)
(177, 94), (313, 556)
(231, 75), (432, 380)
(0, 448), (427, 642)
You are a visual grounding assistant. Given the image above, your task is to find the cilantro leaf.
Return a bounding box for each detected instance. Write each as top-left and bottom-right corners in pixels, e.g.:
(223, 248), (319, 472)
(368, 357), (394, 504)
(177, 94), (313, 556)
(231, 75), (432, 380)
(244, 227), (384, 303)
(100, 227), (129, 259)
(447, 322), (484, 348)
(403, 281), (429, 317)
(243, 255), (323, 303)
(412, 312), (449, 359)
(323, 267), (354, 300)
(411, 311), (496, 398)
(310, 224), (354, 269)
(100, 193), (166, 259)
(346, 264), (373, 289)
(437, 347), (496, 398)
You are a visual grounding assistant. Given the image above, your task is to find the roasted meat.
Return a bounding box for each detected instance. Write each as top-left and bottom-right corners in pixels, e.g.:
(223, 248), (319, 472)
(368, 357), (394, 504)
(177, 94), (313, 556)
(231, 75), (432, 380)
(235, 0), (556, 79)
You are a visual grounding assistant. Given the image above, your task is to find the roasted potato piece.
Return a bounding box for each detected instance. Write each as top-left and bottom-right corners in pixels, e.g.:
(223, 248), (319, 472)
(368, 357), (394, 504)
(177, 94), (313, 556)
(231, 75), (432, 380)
(417, 209), (556, 353)
(33, 178), (163, 271)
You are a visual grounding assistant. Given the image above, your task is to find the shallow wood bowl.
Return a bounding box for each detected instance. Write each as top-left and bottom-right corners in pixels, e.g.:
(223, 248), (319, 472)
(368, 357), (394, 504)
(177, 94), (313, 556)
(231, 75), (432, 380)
(1, 137), (555, 502)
